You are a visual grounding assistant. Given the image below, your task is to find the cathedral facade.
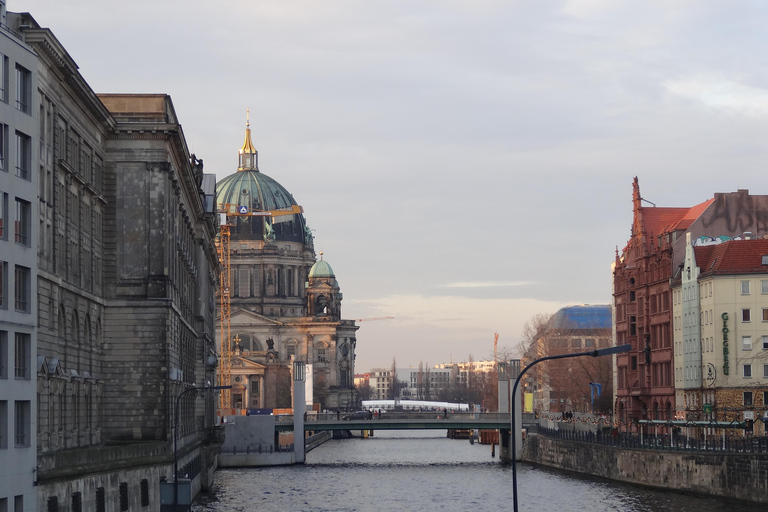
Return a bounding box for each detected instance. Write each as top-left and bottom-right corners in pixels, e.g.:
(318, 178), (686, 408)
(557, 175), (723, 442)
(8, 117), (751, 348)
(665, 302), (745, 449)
(216, 121), (358, 412)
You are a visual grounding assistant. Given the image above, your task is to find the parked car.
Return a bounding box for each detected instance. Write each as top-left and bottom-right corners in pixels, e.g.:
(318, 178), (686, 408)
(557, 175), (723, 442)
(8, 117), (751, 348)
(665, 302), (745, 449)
(343, 411), (369, 420)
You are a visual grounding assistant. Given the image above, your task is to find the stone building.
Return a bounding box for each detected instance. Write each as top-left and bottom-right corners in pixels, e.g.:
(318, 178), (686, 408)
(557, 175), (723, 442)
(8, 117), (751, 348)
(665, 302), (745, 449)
(613, 177), (768, 430)
(0, 2), (39, 508)
(5, 10), (221, 510)
(673, 234), (768, 435)
(216, 121), (358, 412)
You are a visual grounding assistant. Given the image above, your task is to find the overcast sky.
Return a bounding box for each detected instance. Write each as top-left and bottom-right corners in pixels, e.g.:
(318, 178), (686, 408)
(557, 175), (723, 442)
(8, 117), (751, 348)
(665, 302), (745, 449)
(18, 0), (768, 371)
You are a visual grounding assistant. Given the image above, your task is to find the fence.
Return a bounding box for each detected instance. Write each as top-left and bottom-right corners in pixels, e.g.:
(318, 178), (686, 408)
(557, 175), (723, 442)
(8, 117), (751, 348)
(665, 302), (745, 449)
(533, 424), (768, 454)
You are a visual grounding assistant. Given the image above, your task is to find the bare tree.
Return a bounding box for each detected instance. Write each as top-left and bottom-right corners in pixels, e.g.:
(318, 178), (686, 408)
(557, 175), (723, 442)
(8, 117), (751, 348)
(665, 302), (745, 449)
(517, 312), (553, 358)
(388, 357), (398, 400)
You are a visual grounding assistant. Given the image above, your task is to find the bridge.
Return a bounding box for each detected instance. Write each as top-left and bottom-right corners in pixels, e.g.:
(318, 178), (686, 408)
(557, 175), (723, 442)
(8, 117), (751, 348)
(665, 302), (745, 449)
(274, 412), (517, 432)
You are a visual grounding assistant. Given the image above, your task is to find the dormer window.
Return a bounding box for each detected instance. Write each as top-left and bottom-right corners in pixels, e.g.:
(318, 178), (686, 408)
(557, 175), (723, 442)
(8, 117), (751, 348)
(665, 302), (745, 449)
(762, 255), (768, 266)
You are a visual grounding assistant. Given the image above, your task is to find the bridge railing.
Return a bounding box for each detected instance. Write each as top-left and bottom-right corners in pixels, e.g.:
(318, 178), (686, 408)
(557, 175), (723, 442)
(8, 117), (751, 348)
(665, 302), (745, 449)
(274, 412), (511, 424)
(533, 425), (768, 454)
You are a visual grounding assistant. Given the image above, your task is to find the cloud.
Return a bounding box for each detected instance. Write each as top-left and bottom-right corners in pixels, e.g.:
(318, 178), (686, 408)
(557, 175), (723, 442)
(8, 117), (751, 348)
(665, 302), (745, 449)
(664, 77), (768, 116)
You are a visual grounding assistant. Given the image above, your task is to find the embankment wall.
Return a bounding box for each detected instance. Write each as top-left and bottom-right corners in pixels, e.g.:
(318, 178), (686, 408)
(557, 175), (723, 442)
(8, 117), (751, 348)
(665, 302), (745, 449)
(522, 434), (768, 504)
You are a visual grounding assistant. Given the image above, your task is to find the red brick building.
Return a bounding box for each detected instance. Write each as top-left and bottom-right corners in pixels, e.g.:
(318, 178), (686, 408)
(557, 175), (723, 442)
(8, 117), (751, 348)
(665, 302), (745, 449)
(613, 179), (768, 430)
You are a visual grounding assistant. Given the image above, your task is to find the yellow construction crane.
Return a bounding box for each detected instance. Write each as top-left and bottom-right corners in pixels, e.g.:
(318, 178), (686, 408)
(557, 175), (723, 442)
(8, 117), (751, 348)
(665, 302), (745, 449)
(353, 316), (394, 322)
(216, 203), (304, 410)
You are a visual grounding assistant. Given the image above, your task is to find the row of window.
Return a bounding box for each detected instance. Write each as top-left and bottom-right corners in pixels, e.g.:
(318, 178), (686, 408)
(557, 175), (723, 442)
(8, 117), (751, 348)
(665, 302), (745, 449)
(742, 363), (768, 379)
(740, 279), (768, 295)
(675, 308), (768, 331)
(0, 262), (31, 313)
(743, 390), (768, 407)
(682, 363), (768, 380)
(0, 400), (31, 449)
(45, 479), (149, 512)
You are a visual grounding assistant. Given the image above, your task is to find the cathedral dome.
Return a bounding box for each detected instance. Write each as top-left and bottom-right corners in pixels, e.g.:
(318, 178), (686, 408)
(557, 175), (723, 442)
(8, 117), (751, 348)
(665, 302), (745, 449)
(216, 115), (312, 245)
(309, 252), (335, 278)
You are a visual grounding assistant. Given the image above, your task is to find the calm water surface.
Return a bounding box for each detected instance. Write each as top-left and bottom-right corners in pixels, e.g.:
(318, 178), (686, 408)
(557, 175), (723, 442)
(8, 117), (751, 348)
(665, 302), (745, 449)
(193, 430), (761, 512)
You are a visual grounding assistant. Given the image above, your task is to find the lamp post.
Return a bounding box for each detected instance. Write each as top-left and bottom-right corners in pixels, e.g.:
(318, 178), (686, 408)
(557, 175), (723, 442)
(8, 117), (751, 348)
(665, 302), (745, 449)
(509, 344), (630, 512)
(174, 384), (232, 512)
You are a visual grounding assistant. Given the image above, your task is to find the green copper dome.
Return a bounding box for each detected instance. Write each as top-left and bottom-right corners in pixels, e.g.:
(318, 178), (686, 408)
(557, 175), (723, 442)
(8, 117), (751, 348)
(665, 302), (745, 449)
(216, 118), (312, 245)
(309, 253), (335, 278)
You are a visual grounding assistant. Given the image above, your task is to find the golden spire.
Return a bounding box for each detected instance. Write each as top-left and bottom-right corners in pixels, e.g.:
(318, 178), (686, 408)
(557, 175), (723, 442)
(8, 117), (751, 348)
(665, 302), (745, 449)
(238, 108), (258, 171)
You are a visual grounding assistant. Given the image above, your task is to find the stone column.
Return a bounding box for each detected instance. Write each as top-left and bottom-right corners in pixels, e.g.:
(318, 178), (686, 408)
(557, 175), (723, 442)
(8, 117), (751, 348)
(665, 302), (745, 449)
(292, 362), (306, 464)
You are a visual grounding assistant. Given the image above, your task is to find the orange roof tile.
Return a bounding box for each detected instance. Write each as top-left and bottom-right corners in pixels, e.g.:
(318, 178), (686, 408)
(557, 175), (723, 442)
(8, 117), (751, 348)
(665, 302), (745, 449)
(695, 239), (768, 275)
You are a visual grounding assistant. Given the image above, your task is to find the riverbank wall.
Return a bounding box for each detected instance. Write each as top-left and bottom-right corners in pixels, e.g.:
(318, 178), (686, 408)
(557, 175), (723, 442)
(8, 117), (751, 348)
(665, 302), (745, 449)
(522, 434), (768, 504)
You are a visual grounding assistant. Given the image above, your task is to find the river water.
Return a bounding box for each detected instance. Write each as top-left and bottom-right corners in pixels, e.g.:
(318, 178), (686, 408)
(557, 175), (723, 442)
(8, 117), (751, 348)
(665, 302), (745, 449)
(193, 430), (761, 512)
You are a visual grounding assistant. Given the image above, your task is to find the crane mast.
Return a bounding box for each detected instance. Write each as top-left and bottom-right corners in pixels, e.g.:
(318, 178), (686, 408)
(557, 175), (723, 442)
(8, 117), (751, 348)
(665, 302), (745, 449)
(217, 223), (232, 409)
(216, 203), (305, 412)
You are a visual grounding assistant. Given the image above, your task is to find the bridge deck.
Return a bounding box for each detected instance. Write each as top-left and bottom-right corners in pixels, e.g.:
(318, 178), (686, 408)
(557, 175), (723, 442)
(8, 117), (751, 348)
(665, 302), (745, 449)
(274, 412), (512, 432)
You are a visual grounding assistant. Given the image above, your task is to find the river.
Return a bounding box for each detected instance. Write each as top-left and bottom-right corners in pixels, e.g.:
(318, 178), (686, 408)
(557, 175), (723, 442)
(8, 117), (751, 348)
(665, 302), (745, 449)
(192, 430), (762, 511)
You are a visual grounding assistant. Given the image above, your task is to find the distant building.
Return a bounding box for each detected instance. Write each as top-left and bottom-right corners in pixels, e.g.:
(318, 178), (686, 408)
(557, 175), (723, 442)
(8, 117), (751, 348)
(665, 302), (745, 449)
(613, 178), (768, 430)
(522, 305), (612, 414)
(0, 2), (39, 508)
(396, 366), (451, 401)
(673, 234), (768, 435)
(4, 9), (222, 509)
(368, 368), (393, 400)
(216, 122), (359, 412)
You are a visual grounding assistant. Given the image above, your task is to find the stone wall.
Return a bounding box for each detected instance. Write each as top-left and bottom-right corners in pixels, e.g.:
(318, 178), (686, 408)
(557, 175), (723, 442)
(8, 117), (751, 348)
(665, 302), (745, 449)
(523, 434), (768, 504)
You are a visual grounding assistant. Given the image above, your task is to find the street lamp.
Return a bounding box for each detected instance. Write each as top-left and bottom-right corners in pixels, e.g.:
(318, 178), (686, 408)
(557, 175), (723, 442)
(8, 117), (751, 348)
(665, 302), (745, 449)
(509, 344), (630, 512)
(174, 384), (232, 512)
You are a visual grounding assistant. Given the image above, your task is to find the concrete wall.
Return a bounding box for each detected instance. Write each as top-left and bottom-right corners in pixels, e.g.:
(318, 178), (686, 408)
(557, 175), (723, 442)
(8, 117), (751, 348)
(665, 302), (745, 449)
(523, 434), (768, 504)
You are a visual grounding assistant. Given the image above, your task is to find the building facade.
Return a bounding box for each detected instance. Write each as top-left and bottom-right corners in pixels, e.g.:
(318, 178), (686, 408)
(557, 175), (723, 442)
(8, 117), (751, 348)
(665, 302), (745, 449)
(217, 122), (358, 412)
(613, 178), (768, 430)
(673, 235), (768, 435)
(521, 305), (613, 414)
(4, 9), (222, 510)
(0, 2), (39, 508)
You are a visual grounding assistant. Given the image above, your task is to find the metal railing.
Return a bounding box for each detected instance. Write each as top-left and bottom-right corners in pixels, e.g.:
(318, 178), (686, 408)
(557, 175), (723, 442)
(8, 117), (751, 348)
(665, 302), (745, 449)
(533, 425), (768, 454)
(275, 411), (511, 424)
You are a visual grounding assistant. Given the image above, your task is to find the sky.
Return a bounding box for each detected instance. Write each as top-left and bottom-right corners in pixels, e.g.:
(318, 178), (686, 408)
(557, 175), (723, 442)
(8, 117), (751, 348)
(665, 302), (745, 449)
(16, 0), (768, 371)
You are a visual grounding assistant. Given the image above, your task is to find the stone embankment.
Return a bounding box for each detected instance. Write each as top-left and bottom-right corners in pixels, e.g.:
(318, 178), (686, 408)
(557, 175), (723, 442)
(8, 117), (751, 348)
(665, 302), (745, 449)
(522, 434), (768, 504)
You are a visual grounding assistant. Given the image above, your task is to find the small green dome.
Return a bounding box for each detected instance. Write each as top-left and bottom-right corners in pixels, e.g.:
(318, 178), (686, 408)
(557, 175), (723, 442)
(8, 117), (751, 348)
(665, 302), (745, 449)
(309, 252), (334, 278)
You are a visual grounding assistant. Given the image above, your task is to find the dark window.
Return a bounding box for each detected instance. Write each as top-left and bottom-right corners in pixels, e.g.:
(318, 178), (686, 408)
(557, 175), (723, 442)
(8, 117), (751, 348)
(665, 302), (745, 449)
(630, 316), (637, 336)
(140, 479), (149, 507)
(631, 356), (637, 371)
(629, 290), (635, 302)
(119, 482), (128, 511)
(14, 131), (30, 180)
(96, 488), (105, 512)
(14, 198), (29, 245)
(14, 266), (30, 313)
(46, 496), (58, 512)
(71, 492), (82, 512)
(14, 65), (31, 114)
(0, 124), (6, 172)
(14, 333), (29, 379)
(744, 391), (753, 406)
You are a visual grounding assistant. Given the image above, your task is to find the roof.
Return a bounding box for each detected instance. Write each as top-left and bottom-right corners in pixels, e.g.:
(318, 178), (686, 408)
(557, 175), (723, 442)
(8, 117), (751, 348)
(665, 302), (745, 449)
(546, 305), (612, 331)
(309, 253), (335, 278)
(695, 239), (768, 276)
